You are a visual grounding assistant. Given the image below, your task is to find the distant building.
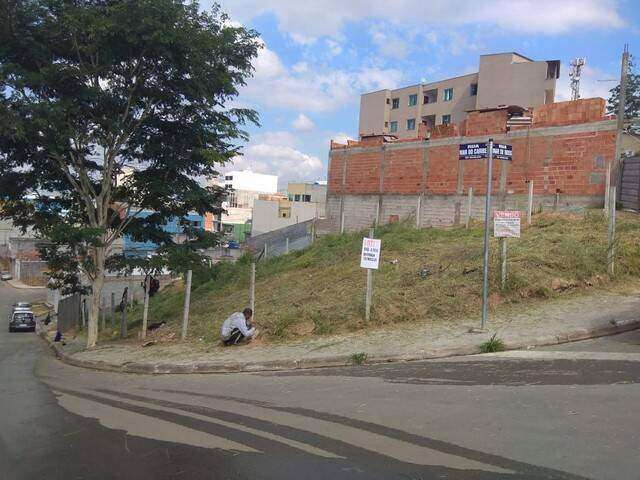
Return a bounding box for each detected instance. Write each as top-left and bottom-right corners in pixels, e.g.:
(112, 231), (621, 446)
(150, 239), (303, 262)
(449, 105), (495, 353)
(287, 181), (327, 218)
(123, 211), (205, 257)
(207, 170), (279, 242)
(359, 52), (560, 139)
(251, 181), (327, 236)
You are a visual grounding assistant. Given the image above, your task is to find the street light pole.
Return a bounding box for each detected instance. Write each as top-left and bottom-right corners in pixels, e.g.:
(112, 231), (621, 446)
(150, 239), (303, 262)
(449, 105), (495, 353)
(481, 138), (494, 330)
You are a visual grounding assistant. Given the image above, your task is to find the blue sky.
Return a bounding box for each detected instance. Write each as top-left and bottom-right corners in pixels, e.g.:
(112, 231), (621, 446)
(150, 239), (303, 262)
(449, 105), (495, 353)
(204, 0), (639, 187)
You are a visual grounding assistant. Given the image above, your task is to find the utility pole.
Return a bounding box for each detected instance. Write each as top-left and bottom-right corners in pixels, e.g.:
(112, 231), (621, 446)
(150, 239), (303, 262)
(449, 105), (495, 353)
(608, 45), (629, 274)
(612, 44), (629, 190)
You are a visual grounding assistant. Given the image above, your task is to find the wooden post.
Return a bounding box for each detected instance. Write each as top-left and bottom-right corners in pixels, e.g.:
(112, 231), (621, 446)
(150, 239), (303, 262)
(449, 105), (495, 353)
(141, 275), (151, 340)
(554, 192), (560, 212)
(80, 298), (86, 330)
(500, 238), (508, 289)
(365, 228), (374, 322)
(128, 275), (134, 306)
(180, 270), (193, 340)
(110, 292), (115, 327)
(465, 187), (473, 229)
(249, 262), (256, 318)
(604, 164), (611, 216)
(285, 237), (290, 254)
(264, 243), (268, 259)
(527, 181), (534, 225)
(608, 186), (617, 275)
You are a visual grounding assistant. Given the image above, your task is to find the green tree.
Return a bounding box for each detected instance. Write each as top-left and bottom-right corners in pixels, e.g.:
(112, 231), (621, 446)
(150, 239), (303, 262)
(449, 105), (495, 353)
(0, 0), (260, 347)
(607, 55), (640, 119)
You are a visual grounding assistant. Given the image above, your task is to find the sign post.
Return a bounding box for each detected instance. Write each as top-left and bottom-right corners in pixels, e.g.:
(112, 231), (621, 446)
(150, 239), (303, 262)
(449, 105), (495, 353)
(360, 228), (381, 321)
(494, 210), (521, 288)
(480, 139), (494, 330)
(460, 140), (512, 330)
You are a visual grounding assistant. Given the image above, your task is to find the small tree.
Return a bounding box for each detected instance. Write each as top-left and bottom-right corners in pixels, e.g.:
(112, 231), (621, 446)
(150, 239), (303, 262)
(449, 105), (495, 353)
(607, 55), (640, 120)
(0, 1), (260, 347)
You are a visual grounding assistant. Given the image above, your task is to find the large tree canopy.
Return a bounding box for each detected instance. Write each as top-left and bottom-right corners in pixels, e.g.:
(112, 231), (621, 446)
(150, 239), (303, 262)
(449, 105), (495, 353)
(0, 0), (260, 347)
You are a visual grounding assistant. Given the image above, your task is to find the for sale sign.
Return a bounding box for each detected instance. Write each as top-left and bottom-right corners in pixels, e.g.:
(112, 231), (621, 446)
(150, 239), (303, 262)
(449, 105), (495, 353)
(494, 211), (521, 238)
(360, 237), (382, 269)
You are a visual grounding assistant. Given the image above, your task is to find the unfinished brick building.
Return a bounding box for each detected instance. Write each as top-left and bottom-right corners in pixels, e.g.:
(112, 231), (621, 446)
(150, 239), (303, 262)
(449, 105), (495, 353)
(326, 98), (615, 232)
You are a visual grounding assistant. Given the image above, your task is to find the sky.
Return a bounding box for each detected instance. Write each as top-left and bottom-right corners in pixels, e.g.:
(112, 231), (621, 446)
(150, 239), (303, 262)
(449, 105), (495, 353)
(203, 0), (640, 188)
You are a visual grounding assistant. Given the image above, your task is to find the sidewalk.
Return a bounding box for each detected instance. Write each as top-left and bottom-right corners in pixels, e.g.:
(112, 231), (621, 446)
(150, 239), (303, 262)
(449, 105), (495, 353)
(6, 279), (46, 290)
(40, 290), (640, 374)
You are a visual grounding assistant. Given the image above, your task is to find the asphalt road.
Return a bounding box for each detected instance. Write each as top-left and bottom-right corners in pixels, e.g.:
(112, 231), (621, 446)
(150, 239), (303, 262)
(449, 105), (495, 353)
(1, 279), (639, 480)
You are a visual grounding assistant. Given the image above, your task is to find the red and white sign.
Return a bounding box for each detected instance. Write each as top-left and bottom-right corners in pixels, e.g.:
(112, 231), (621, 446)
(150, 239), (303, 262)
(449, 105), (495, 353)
(494, 211), (521, 238)
(360, 237), (382, 269)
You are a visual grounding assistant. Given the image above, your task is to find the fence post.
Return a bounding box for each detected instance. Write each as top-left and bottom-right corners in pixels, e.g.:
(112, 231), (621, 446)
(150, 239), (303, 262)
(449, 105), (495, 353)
(110, 292), (115, 327)
(465, 187), (473, 229)
(249, 262), (256, 320)
(554, 192), (560, 212)
(607, 186), (617, 275)
(128, 275), (134, 306)
(285, 237), (290, 254)
(180, 270), (193, 340)
(141, 275), (151, 340)
(99, 300), (105, 332)
(527, 181), (534, 225)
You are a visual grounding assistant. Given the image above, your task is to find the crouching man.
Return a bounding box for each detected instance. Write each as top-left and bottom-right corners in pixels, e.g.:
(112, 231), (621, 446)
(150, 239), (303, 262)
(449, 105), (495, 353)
(220, 308), (257, 346)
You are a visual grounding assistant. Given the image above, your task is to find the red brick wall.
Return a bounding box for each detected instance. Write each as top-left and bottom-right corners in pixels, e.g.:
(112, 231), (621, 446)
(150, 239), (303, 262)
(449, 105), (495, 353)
(328, 99), (614, 198)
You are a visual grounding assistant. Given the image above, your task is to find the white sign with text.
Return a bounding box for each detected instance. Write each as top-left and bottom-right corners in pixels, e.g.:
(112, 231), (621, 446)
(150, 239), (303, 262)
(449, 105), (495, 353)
(360, 237), (382, 269)
(494, 211), (521, 238)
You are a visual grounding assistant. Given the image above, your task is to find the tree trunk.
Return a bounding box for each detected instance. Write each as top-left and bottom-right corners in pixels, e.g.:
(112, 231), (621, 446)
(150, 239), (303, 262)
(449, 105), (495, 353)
(87, 245), (106, 348)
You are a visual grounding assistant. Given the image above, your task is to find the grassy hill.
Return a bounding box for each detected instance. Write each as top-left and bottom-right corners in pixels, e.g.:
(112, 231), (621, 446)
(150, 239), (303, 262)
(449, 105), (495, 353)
(105, 210), (640, 346)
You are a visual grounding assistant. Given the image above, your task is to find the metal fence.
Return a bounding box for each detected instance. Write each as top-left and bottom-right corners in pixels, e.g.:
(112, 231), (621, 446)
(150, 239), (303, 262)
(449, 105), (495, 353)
(246, 220), (315, 259)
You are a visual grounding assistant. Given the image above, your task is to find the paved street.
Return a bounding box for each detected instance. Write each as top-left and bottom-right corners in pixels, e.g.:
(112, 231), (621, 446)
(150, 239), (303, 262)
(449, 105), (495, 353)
(1, 280), (639, 480)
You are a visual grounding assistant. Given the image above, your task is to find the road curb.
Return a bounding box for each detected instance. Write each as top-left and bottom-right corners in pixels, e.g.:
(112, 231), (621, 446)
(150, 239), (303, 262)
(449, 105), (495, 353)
(39, 319), (640, 375)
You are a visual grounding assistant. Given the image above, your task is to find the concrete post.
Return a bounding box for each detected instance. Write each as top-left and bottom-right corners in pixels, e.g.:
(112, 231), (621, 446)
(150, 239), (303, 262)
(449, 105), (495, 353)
(180, 270), (193, 341)
(608, 187), (617, 275)
(141, 275), (151, 340)
(249, 262), (256, 318)
(465, 187), (473, 229)
(527, 181), (534, 225)
(365, 228), (374, 322)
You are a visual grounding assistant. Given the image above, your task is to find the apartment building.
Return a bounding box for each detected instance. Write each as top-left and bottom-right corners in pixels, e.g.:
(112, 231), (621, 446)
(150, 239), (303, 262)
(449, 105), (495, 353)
(287, 181), (327, 218)
(359, 52), (560, 139)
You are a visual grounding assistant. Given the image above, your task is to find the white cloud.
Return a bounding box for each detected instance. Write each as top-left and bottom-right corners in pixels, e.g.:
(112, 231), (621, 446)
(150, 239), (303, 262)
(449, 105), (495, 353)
(242, 44), (403, 112)
(556, 64), (615, 102)
(292, 113), (315, 132)
(330, 132), (356, 144)
(229, 142), (325, 184)
(325, 39), (343, 56)
(218, 0), (623, 43)
(292, 62), (309, 74)
(369, 25), (409, 59)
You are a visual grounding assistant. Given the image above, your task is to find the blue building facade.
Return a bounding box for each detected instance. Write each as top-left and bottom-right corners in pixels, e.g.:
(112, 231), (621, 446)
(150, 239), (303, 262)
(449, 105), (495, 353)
(123, 211), (205, 257)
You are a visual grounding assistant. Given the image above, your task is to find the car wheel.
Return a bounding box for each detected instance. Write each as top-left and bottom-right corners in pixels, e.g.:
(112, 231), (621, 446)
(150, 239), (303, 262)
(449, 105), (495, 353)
(8, 327), (14, 333)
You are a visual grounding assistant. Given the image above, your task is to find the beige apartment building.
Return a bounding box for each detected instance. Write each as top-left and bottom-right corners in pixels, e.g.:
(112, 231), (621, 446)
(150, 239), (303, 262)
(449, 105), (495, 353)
(359, 52), (560, 138)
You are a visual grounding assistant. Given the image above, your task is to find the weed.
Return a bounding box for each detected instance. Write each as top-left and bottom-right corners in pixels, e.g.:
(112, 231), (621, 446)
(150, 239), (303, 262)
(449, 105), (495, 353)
(351, 352), (367, 365)
(479, 333), (506, 353)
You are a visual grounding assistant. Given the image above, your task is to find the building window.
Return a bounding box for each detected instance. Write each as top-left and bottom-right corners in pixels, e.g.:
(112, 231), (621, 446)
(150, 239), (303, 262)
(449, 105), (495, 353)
(407, 118), (416, 130)
(294, 194), (301, 201)
(224, 175), (233, 181)
(386, 98), (390, 104)
(470, 83), (478, 96)
(384, 121), (388, 128)
(302, 194), (311, 202)
(391, 98), (400, 109)
(408, 94), (417, 106)
(442, 114), (451, 125)
(443, 88), (453, 101)
(389, 121), (398, 133)
(288, 194), (293, 201)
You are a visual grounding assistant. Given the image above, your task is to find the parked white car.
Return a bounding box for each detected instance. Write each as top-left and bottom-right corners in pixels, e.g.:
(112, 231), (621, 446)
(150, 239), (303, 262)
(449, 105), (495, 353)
(1, 271), (12, 281)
